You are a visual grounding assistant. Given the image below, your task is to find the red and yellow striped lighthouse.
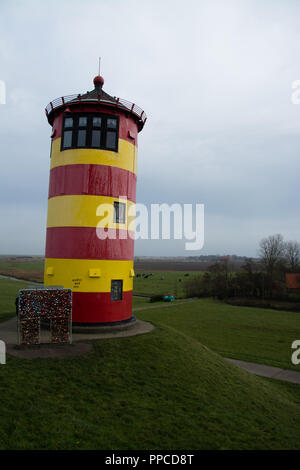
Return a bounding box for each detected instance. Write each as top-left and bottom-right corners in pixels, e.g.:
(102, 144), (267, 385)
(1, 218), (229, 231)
(44, 75), (146, 324)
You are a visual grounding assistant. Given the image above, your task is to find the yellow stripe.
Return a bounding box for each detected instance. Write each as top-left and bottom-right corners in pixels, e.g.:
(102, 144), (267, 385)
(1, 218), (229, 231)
(44, 258), (133, 292)
(47, 195), (135, 229)
(50, 137), (137, 174)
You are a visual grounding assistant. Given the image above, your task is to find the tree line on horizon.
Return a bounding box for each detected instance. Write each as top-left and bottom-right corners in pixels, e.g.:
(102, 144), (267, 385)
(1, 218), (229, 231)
(184, 234), (300, 302)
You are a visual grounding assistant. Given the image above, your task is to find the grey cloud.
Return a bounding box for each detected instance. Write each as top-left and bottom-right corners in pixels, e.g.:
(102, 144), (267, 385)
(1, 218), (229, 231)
(1, 0), (300, 256)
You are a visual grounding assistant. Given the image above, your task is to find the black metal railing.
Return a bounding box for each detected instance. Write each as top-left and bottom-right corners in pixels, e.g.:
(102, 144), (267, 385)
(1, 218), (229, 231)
(45, 94), (147, 126)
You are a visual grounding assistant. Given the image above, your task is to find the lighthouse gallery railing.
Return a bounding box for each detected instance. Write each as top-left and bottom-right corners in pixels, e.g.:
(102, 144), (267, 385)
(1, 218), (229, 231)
(45, 94), (147, 126)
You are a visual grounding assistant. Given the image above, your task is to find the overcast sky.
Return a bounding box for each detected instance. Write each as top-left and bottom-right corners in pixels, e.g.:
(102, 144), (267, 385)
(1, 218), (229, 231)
(1, 0), (300, 257)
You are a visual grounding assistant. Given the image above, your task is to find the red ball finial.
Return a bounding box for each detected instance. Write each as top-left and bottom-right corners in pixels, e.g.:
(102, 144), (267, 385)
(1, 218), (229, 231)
(93, 75), (104, 88)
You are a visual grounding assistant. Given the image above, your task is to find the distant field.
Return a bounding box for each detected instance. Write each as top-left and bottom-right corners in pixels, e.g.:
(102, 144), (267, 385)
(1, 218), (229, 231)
(133, 271), (200, 298)
(134, 259), (211, 271)
(0, 257), (44, 282)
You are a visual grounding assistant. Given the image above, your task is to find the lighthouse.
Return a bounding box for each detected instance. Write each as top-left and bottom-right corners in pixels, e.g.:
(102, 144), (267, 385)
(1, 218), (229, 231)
(44, 74), (146, 325)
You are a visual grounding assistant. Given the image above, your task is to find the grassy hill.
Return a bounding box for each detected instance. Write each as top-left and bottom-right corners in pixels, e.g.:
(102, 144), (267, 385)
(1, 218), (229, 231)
(0, 310), (300, 449)
(137, 298), (300, 371)
(1, 276), (300, 449)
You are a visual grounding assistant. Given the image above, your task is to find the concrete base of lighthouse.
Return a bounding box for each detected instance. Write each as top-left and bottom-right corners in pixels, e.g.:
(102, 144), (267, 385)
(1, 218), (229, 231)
(72, 314), (137, 334)
(2, 317), (154, 360)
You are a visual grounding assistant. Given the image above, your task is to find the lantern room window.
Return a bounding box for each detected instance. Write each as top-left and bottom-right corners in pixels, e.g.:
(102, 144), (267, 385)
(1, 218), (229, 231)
(61, 113), (118, 151)
(64, 117), (73, 128)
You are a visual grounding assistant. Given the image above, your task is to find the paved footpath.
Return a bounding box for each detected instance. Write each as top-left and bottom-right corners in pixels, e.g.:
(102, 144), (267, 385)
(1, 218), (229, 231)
(226, 358), (300, 385)
(133, 299), (196, 312)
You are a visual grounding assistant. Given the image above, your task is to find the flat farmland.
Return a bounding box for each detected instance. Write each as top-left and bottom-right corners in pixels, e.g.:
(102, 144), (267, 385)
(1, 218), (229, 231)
(134, 259), (211, 271)
(133, 271), (200, 298)
(0, 256), (44, 282)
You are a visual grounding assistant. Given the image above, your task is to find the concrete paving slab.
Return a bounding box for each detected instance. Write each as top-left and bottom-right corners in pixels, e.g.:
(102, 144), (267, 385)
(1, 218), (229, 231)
(226, 358), (300, 384)
(7, 342), (93, 359)
(0, 316), (154, 359)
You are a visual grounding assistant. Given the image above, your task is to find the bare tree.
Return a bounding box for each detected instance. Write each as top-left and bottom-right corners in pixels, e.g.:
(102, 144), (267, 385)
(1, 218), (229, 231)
(284, 240), (300, 272)
(259, 234), (285, 276)
(241, 258), (254, 275)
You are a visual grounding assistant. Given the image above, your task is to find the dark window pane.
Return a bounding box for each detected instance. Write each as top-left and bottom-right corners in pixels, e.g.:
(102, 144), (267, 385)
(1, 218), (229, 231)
(111, 280), (123, 301)
(79, 116), (87, 127)
(77, 130), (86, 147)
(91, 130), (101, 148)
(106, 131), (116, 149)
(63, 130), (72, 148)
(107, 118), (117, 128)
(93, 117), (102, 127)
(114, 201), (126, 224)
(61, 113), (118, 152)
(64, 117), (73, 128)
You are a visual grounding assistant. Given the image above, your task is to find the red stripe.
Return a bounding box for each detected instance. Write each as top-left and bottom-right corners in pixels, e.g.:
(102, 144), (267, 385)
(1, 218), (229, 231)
(52, 107), (138, 146)
(45, 227), (134, 260)
(48, 164), (136, 201)
(72, 291), (133, 323)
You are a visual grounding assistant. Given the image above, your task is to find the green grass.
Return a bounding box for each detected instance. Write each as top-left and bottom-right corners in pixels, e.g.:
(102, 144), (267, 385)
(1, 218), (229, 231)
(132, 296), (151, 307)
(1, 326), (300, 450)
(132, 297), (193, 309)
(260, 378), (300, 407)
(137, 298), (300, 371)
(0, 259), (44, 272)
(0, 278), (33, 322)
(134, 271), (198, 298)
(0, 258), (44, 283)
(1, 278), (300, 449)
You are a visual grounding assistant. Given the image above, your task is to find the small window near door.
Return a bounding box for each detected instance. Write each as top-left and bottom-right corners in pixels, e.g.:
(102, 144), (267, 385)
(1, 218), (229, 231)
(111, 280), (123, 301)
(114, 201), (126, 224)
